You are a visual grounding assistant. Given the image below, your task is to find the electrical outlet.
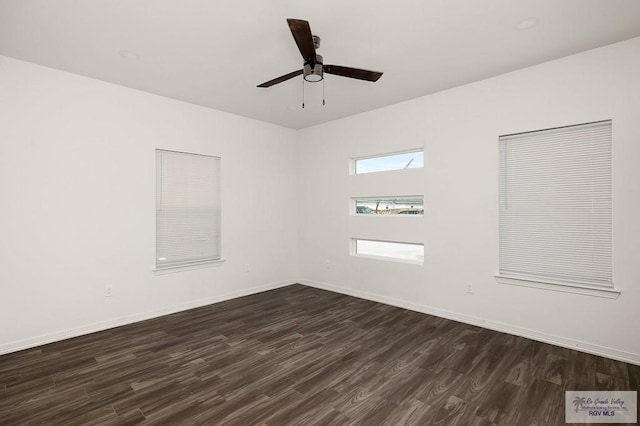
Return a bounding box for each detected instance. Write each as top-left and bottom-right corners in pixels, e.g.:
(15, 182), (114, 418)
(466, 283), (473, 294)
(105, 285), (113, 297)
(324, 260), (331, 270)
(244, 263), (251, 273)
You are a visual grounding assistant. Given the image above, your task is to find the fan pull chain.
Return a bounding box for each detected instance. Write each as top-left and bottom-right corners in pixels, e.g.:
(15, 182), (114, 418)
(322, 78), (326, 106)
(302, 78), (305, 109)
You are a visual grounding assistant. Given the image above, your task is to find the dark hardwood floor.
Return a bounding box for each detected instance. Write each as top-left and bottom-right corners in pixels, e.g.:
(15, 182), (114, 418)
(1, 284), (638, 425)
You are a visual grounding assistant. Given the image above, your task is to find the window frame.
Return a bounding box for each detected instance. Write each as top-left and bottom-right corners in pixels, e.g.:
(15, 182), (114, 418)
(351, 196), (424, 216)
(351, 238), (424, 265)
(155, 149), (223, 272)
(351, 149), (424, 175)
(494, 120), (619, 298)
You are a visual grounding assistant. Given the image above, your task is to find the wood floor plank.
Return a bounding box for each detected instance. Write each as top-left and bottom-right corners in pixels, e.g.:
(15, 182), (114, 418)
(1, 284), (638, 425)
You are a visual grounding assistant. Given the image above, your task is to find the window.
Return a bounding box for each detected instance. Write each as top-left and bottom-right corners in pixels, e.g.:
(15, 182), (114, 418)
(156, 149), (221, 269)
(351, 150), (425, 265)
(354, 150), (423, 175)
(353, 239), (424, 264)
(353, 197), (424, 215)
(497, 120), (614, 294)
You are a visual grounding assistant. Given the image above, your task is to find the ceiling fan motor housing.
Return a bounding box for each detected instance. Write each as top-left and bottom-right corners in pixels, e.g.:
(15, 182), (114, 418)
(304, 54), (323, 82)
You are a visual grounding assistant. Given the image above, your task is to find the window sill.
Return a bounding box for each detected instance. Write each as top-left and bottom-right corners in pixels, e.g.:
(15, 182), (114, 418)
(494, 274), (620, 299)
(351, 214), (424, 218)
(154, 259), (225, 275)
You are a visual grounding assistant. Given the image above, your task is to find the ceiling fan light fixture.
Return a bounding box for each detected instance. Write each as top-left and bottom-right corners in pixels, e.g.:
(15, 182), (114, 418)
(303, 54), (323, 82)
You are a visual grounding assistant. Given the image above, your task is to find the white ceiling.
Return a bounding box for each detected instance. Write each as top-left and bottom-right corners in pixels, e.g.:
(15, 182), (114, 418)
(1, 1), (640, 130)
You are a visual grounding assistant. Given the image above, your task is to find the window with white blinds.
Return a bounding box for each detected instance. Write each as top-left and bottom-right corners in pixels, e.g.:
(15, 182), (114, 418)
(156, 149), (221, 269)
(498, 120), (612, 288)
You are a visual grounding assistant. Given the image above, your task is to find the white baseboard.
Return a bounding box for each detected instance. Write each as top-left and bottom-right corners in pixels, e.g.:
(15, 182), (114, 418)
(299, 279), (640, 366)
(5, 279), (638, 366)
(0, 280), (295, 356)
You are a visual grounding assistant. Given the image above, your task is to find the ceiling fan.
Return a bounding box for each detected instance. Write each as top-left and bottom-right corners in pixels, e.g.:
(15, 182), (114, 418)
(257, 19), (383, 88)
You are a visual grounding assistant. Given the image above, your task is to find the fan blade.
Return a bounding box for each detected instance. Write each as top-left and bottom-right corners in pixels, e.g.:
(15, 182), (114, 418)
(287, 18), (317, 64)
(324, 65), (383, 82)
(257, 69), (303, 88)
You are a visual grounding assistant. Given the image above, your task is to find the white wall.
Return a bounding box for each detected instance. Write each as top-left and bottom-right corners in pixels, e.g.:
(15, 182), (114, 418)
(0, 56), (298, 354)
(2, 37), (639, 364)
(297, 37), (640, 364)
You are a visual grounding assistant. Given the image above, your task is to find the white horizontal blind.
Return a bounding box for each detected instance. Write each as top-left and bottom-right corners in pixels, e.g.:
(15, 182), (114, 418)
(156, 150), (221, 268)
(499, 120), (612, 287)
